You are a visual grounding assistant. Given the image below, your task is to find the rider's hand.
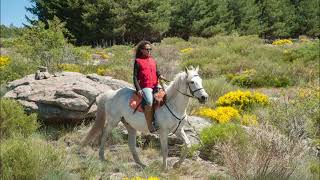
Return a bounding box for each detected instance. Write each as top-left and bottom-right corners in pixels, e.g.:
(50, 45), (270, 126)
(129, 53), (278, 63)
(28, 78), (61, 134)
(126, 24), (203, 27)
(159, 75), (169, 82)
(138, 90), (143, 96)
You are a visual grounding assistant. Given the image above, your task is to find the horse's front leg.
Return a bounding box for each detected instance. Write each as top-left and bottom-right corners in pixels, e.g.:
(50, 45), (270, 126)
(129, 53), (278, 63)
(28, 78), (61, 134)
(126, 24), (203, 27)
(173, 127), (191, 168)
(159, 129), (169, 171)
(122, 121), (146, 168)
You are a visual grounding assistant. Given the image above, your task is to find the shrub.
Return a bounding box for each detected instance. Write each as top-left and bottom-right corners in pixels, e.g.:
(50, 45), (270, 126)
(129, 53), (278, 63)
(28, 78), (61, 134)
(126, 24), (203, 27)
(226, 69), (256, 87)
(0, 98), (39, 139)
(216, 90), (269, 110)
(0, 55), (10, 69)
(197, 106), (240, 124)
(218, 125), (308, 179)
(57, 63), (80, 72)
(180, 47), (194, 53)
(202, 77), (239, 106)
(240, 114), (258, 126)
(0, 135), (66, 179)
(12, 17), (87, 73)
(13, 18), (68, 72)
(0, 54), (37, 85)
(283, 40), (319, 63)
(200, 123), (247, 148)
(272, 39), (293, 45)
(199, 123), (248, 162)
(255, 86), (319, 140)
(227, 68), (293, 88)
(96, 66), (107, 75)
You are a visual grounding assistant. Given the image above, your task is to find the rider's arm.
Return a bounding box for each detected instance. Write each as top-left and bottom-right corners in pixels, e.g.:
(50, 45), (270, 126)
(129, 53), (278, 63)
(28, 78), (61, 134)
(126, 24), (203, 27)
(133, 61), (141, 92)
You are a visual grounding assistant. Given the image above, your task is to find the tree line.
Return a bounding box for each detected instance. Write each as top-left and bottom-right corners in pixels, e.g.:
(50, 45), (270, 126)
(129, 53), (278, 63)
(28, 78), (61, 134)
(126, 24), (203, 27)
(23, 0), (320, 45)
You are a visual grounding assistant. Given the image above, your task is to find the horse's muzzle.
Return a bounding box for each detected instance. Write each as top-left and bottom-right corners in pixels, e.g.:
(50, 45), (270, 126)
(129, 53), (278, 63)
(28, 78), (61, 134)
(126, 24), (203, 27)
(198, 95), (208, 104)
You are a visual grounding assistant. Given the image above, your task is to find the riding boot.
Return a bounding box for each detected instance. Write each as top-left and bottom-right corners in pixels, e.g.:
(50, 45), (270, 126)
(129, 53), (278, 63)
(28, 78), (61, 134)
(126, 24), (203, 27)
(151, 104), (159, 130)
(144, 105), (156, 133)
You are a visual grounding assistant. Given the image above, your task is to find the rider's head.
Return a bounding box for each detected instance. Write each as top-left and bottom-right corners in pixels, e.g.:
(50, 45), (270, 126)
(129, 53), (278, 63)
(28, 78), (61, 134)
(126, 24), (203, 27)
(135, 40), (152, 58)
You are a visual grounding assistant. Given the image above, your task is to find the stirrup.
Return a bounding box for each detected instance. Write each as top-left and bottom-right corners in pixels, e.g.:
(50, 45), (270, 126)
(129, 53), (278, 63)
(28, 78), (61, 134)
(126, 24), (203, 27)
(150, 122), (159, 133)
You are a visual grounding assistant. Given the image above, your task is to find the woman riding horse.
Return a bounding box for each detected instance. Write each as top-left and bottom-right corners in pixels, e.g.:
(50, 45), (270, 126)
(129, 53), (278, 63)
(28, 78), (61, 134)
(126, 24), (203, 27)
(133, 40), (166, 133)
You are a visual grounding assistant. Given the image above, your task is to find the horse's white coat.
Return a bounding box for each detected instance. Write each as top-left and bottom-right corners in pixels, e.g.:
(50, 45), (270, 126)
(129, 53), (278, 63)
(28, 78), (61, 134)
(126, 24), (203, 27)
(81, 67), (208, 170)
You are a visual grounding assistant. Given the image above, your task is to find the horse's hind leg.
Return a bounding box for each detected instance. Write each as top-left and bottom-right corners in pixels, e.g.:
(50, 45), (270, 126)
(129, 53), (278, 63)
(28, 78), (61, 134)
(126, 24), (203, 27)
(122, 119), (146, 168)
(99, 116), (121, 160)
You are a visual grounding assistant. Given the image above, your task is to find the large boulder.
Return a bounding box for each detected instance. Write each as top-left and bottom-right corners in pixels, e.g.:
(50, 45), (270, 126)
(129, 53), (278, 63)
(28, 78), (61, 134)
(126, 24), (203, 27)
(4, 72), (132, 123)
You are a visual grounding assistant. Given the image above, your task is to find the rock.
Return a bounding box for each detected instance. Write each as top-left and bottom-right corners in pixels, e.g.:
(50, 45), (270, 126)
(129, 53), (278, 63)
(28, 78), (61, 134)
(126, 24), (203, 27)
(4, 72), (132, 123)
(35, 66), (51, 80)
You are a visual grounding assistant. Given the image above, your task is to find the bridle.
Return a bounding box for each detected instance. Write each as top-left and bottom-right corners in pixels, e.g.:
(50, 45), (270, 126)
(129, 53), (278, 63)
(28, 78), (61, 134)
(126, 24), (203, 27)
(176, 74), (204, 98)
(165, 74), (204, 135)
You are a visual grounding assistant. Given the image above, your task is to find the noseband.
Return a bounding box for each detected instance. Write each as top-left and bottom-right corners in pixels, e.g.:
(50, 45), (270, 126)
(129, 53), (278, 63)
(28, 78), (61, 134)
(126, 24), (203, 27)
(176, 75), (204, 98)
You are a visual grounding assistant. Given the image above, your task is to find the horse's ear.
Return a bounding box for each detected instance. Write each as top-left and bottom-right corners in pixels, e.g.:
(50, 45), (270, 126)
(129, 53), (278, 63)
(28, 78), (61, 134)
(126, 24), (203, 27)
(184, 67), (189, 74)
(195, 65), (199, 72)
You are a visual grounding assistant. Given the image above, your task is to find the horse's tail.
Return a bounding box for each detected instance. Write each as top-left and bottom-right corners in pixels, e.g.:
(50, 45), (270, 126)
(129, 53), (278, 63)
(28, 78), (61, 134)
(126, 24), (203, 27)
(80, 94), (109, 147)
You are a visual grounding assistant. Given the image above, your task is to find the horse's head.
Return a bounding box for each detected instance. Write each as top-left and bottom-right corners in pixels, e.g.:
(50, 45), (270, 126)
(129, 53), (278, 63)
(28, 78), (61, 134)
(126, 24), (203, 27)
(184, 66), (209, 104)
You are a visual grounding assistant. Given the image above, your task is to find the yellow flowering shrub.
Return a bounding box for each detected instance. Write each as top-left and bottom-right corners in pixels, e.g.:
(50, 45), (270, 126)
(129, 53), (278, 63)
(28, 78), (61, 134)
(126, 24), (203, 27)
(96, 51), (110, 59)
(240, 114), (258, 126)
(272, 39), (293, 45)
(0, 56), (10, 69)
(180, 47), (193, 53)
(97, 67), (107, 75)
(216, 90), (269, 110)
(197, 106), (240, 123)
(58, 63), (80, 72)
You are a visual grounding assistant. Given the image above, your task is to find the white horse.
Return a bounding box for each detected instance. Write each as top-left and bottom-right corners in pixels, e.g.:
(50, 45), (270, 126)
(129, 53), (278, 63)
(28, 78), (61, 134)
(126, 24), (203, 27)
(80, 66), (208, 170)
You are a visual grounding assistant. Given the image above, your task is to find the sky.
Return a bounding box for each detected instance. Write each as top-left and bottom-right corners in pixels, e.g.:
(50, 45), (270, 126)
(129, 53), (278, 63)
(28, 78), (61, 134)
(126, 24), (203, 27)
(1, 0), (36, 27)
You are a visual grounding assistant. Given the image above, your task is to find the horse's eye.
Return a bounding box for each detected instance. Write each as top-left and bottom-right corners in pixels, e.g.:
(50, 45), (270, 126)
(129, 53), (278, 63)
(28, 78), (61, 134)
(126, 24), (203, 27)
(190, 81), (195, 84)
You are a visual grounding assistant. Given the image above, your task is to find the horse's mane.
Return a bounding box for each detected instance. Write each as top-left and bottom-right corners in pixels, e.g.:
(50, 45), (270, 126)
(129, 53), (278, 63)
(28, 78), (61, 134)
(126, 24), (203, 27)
(165, 71), (187, 99)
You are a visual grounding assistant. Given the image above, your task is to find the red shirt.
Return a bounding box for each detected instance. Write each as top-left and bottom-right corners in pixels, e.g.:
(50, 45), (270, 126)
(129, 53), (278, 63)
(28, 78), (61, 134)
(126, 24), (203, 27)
(135, 56), (158, 89)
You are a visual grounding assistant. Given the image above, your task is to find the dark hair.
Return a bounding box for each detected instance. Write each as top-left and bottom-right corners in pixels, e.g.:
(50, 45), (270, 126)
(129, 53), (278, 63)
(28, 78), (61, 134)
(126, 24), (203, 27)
(135, 40), (151, 59)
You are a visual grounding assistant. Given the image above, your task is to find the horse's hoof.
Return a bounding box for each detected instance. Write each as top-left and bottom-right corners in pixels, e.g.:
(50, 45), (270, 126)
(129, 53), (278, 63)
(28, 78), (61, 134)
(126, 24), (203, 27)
(173, 161), (181, 169)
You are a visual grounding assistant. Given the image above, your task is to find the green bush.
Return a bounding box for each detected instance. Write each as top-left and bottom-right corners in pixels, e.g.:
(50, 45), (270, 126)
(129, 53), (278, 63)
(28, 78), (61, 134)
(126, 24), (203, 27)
(199, 123), (248, 162)
(227, 68), (292, 88)
(0, 53), (37, 85)
(283, 40), (320, 63)
(200, 123), (248, 146)
(0, 98), (39, 139)
(0, 135), (66, 180)
(12, 17), (87, 73)
(310, 161), (320, 178)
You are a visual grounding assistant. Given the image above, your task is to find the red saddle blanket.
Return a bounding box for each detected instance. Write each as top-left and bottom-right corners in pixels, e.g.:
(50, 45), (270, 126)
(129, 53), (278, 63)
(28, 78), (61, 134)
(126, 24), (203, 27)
(129, 89), (166, 113)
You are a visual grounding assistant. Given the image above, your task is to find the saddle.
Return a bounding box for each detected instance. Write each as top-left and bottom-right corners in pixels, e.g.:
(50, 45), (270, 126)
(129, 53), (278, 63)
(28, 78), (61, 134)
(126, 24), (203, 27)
(129, 89), (166, 113)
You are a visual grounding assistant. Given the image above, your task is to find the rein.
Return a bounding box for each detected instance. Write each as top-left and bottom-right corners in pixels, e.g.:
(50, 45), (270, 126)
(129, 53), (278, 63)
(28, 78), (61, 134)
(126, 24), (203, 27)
(164, 102), (187, 135)
(165, 74), (203, 135)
